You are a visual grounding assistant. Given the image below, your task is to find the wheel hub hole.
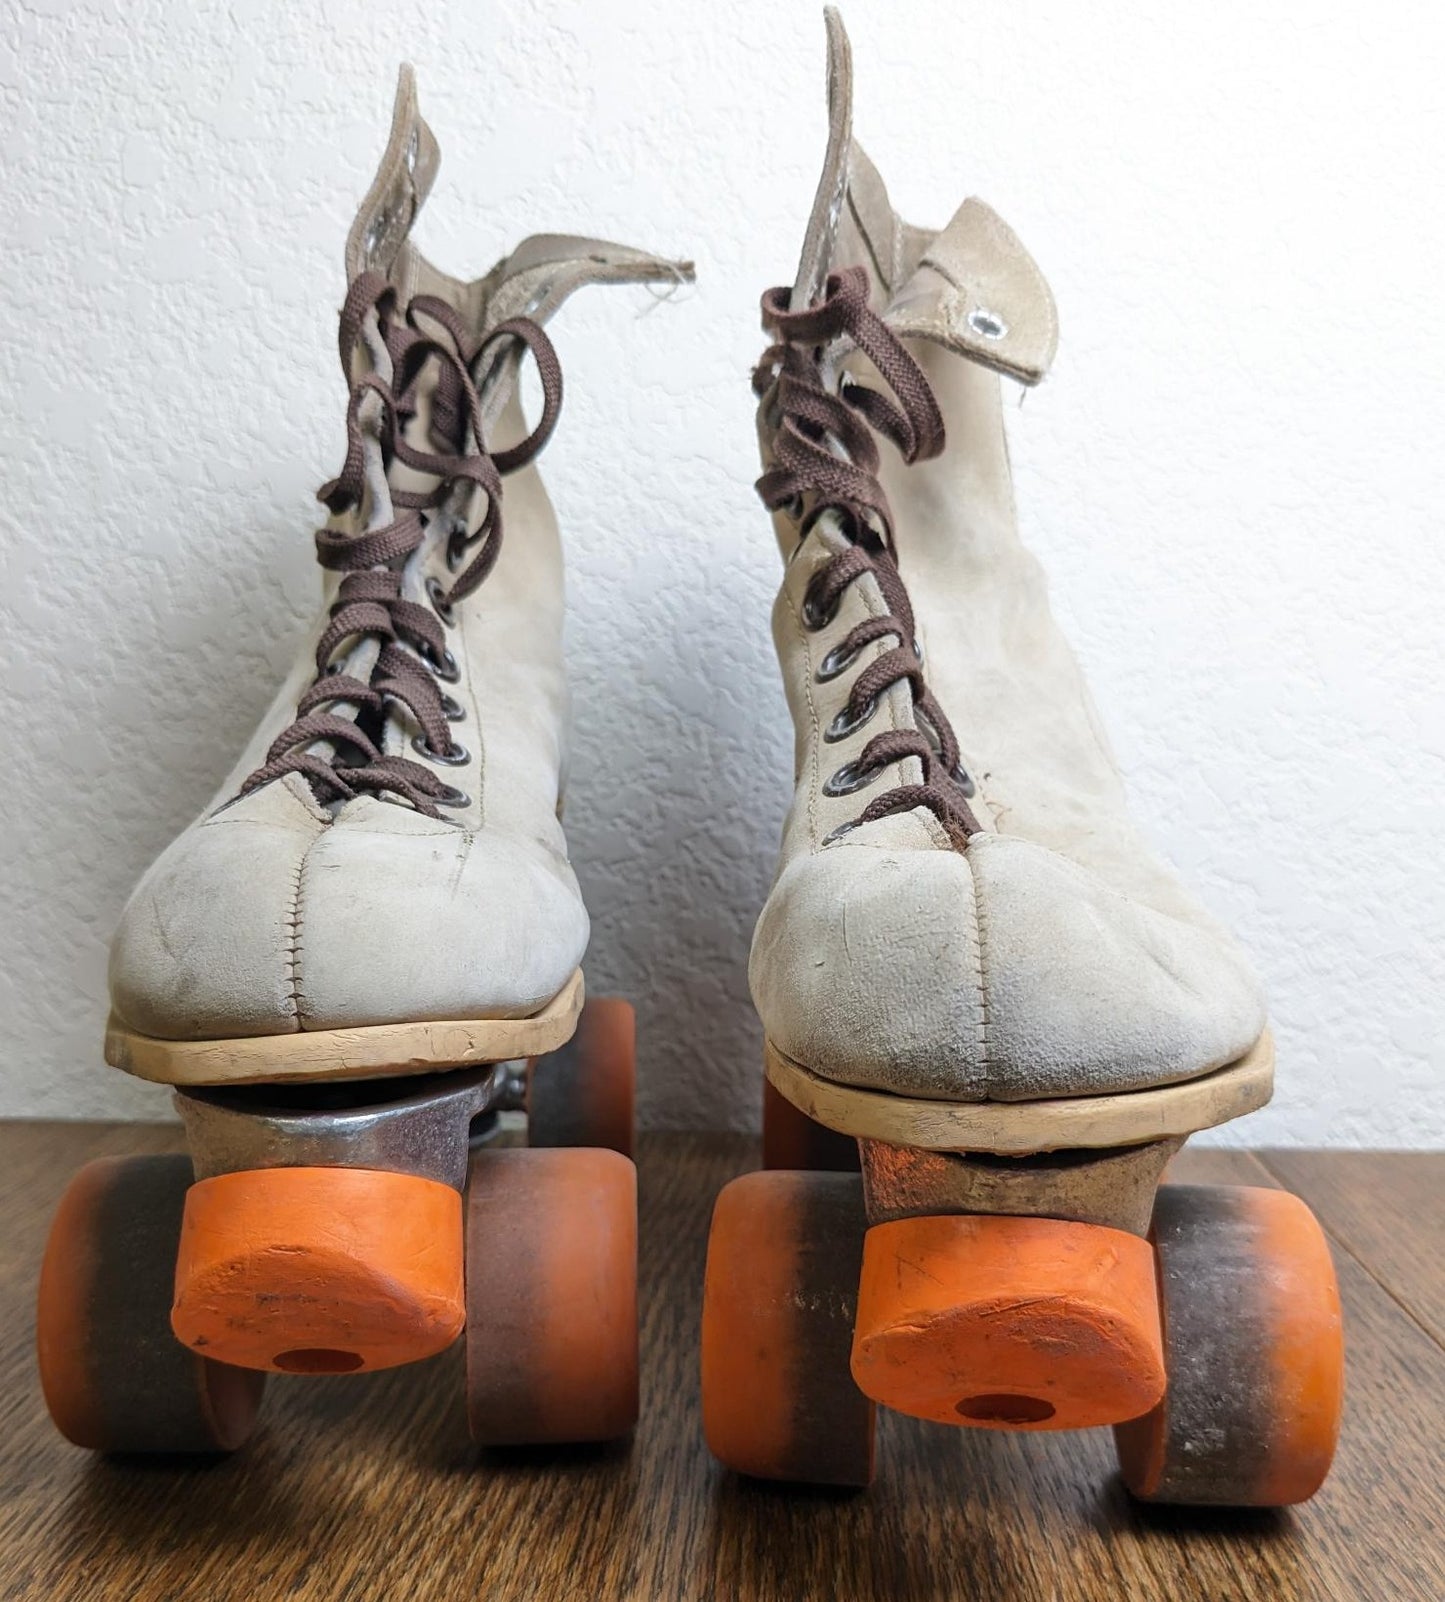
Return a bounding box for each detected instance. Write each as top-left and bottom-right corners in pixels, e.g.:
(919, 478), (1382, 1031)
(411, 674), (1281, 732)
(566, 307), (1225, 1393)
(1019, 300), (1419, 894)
(273, 1347), (365, 1374)
(956, 1392), (1056, 1425)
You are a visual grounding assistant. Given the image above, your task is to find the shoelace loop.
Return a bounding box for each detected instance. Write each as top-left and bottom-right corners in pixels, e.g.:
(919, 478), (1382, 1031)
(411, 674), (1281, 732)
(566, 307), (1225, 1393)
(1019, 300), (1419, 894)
(754, 266), (981, 846)
(239, 272), (562, 818)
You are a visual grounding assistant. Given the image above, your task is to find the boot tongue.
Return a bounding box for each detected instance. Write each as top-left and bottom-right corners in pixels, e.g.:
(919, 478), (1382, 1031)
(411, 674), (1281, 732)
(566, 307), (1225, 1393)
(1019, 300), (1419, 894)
(346, 64), (440, 287)
(881, 199), (1058, 388)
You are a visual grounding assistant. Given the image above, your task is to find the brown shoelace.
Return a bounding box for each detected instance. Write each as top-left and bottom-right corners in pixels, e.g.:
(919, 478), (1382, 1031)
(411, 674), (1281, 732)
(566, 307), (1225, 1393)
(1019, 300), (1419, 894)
(753, 265), (982, 845)
(239, 272), (562, 818)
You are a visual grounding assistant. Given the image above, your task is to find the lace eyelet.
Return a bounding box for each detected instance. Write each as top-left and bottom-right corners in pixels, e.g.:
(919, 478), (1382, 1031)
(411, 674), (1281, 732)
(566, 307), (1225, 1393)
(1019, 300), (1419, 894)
(801, 576), (839, 632)
(824, 696), (878, 742)
(425, 575), (456, 626)
(816, 641), (862, 683)
(952, 764), (977, 799)
(412, 735), (469, 766)
(821, 819), (861, 846)
(440, 693), (465, 722)
(422, 644), (461, 683)
(446, 529), (468, 571)
(435, 784), (470, 809)
(822, 760), (880, 798)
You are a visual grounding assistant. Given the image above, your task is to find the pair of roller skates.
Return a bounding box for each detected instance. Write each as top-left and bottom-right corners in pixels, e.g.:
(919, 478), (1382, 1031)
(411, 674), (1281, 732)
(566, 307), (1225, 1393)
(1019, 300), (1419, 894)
(38, 11), (1343, 1509)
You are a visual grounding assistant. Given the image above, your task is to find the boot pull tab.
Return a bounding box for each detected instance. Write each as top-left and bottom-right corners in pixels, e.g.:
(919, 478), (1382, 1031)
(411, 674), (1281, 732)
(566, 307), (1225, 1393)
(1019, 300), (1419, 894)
(345, 64), (441, 283)
(883, 198), (1058, 387)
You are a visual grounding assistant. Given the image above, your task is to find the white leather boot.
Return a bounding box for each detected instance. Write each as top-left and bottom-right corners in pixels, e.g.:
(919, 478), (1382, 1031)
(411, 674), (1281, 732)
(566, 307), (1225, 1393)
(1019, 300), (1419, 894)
(749, 13), (1269, 1112)
(106, 68), (692, 1085)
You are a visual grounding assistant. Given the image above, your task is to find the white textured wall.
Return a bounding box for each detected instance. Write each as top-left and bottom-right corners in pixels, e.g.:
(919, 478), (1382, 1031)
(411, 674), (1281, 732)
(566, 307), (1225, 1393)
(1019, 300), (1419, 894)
(1, 1), (1440, 1143)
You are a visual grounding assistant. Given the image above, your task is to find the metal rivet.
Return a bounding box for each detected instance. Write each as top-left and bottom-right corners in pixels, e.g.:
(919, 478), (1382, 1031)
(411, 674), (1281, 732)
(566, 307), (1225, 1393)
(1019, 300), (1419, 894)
(968, 307), (1009, 341)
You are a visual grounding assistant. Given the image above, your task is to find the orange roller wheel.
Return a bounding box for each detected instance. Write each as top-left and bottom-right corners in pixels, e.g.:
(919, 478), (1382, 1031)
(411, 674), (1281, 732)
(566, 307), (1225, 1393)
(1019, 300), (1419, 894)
(172, 1166), (465, 1374)
(464, 1145), (638, 1445)
(527, 996), (635, 1158)
(762, 1080), (859, 1172)
(701, 1169), (875, 1485)
(851, 1212), (1165, 1431)
(1115, 1185), (1344, 1506)
(38, 1155), (265, 1453)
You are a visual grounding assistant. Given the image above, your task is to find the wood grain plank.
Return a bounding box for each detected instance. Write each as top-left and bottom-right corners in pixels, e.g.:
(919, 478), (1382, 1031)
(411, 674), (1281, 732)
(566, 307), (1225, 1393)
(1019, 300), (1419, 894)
(1257, 1150), (1445, 1350)
(0, 1125), (1439, 1601)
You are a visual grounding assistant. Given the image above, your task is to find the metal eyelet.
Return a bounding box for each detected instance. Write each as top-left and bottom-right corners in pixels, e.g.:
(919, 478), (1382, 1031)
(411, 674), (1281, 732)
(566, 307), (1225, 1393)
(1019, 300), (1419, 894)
(412, 735), (468, 766)
(446, 529), (468, 571)
(821, 819), (860, 846)
(422, 644), (460, 683)
(801, 576), (839, 632)
(952, 764), (977, 799)
(435, 784), (470, 809)
(425, 575), (455, 626)
(824, 696), (878, 742)
(967, 306), (1009, 341)
(816, 641), (861, 683)
(440, 694), (465, 722)
(822, 760), (879, 798)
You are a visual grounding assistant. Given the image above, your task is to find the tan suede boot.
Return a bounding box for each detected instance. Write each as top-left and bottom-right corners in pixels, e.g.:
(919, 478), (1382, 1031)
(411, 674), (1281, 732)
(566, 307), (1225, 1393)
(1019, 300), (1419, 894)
(701, 10), (1341, 1510)
(106, 67), (690, 1083)
(37, 69), (688, 1458)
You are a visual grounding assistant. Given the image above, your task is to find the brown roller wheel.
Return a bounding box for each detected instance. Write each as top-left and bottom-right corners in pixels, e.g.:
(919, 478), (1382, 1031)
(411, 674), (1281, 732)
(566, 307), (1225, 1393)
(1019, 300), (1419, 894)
(762, 1080), (859, 1171)
(37, 1154), (265, 1454)
(1115, 1184), (1345, 1506)
(464, 1145), (638, 1445)
(701, 1169), (875, 1486)
(527, 996), (635, 1158)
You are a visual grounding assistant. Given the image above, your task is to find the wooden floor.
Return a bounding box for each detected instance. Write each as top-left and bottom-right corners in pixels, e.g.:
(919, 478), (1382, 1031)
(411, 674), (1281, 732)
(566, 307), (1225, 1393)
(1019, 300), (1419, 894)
(0, 1125), (1440, 1602)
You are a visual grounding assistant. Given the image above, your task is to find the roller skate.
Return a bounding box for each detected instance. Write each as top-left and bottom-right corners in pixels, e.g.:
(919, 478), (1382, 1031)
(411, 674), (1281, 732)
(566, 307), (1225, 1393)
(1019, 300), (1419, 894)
(37, 68), (691, 1456)
(701, 10), (1343, 1505)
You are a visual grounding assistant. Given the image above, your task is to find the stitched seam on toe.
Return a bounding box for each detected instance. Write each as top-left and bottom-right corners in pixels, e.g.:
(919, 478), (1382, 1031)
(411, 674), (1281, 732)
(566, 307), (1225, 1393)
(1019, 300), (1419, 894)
(283, 845), (312, 1031)
(967, 849), (993, 1091)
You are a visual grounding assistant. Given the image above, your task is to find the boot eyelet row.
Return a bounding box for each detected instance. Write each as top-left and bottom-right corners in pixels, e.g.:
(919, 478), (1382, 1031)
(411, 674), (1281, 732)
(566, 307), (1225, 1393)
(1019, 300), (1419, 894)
(425, 576), (456, 627)
(412, 735), (469, 767)
(824, 696), (878, 742)
(822, 760), (880, 798)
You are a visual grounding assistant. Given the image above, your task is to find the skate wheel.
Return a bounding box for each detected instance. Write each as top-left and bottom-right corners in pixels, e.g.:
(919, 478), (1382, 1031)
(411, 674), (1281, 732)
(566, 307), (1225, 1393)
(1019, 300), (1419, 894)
(464, 1145), (638, 1444)
(851, 1213), (1165, 1431)
(172, 1166), (465, 1374)
(527, 997), (635, 1158)
(762, 1080), (859, 1171)
(1115, 1185), (1344, 1506)
(37, 1155), (265, 1453)
(701, 1170), (875, 1485)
